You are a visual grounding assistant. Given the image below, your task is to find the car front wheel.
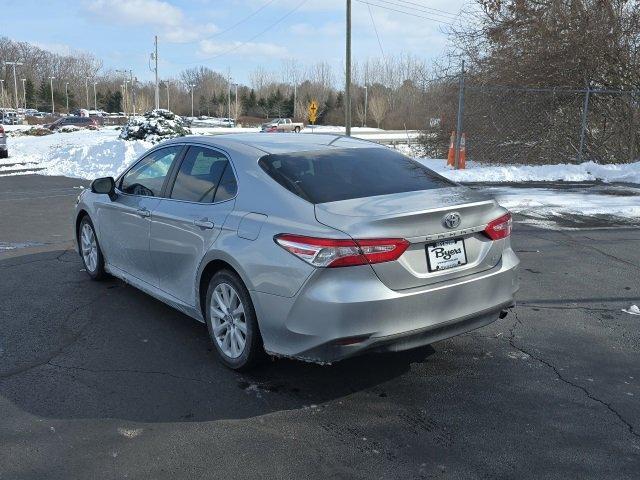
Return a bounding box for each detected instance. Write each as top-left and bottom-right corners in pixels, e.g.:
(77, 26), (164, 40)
(79, 216), (106, 280)
(205, 270), (264, 370)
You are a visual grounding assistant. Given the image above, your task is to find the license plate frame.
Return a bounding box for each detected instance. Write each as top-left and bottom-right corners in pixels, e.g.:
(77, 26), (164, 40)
(426, 238), (468, 272)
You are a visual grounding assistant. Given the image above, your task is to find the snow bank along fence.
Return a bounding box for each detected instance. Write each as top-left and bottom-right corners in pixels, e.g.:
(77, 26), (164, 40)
(420, 72), (640, 165)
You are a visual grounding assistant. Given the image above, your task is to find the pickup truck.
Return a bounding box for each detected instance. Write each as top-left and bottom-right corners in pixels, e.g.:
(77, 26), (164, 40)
(261, 118), (304, 133)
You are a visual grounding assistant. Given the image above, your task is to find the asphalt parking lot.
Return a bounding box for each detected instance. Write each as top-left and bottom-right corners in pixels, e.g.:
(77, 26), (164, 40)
(1, 175), (639, 479)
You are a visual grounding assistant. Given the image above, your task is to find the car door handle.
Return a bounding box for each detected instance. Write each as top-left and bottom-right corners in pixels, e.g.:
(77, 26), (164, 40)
(136, 208), (151, 218)
(194, 219), (214, 229)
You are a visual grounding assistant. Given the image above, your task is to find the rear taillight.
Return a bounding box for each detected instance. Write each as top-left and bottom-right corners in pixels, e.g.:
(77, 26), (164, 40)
(0, 125), (4, 134)
(274, 234), (409, 268)
(484, 212), (512, 240)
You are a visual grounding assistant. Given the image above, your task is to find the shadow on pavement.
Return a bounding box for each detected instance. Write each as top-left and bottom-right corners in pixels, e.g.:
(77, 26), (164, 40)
(0, 249), (434, 423)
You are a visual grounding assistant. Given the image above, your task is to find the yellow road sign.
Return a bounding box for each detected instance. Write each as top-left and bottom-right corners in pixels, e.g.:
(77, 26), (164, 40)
(308, 100), (318, 124)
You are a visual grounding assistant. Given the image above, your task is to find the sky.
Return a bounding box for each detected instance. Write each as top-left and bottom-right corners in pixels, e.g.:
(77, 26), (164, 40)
(2, 0), (469, 85)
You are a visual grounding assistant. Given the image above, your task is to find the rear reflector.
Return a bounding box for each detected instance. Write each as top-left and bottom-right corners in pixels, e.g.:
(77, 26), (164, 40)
(484, 212), (512, 240)
(274, 234), (409, 268)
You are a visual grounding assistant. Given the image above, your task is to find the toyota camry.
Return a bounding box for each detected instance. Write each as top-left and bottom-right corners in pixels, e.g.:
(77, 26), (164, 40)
(74, 133), (519, 370)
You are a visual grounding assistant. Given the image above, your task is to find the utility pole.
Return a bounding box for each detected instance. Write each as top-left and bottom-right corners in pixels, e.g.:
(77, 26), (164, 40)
(21, 79), (26, 110)
(363, 85), (368, 127)
(0, 79), (4, 109)
(130, 70), (136, 116)
(93, 82), (98, 111)
(190, 84), (195, 117)
(165, 81), (170, 111)
(293, 83), (297, 119)
(154, 35), (159, 110)
(454, 60), (465, 170)
(65, 82), (69, 112)
(234, 83), (238, 124)
(4, 61), (24, 110)
(49, 76), (55, 114)
(345, 0), (352, 136)
(227, 71), (231, 124)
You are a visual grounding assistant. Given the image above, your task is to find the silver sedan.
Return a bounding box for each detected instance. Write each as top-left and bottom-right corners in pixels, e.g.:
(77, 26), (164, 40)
(74, 134), (519, 370)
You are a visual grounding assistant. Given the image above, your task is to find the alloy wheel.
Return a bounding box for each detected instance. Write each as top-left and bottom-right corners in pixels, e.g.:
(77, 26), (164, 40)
(210, 282), (247, 359)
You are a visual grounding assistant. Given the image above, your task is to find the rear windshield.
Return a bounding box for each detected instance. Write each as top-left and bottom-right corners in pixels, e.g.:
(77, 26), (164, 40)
(258, 147), (454, 204)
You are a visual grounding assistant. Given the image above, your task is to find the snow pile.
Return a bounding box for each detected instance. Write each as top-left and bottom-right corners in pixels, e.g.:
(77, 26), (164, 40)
(1, 129), (151, 178)
(416, 158), (640, 184)
(120, 109), (190, 142)
(622, 305), (640, 315)
(480, 185), (640, 219)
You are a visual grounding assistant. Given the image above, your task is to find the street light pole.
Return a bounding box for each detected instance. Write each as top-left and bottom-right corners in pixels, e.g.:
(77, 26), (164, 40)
(165, 81), (170, 111)
(49, 76), (55, 114)
(93, 82), (97, 111)
(65, 82), (69, 112)
(21, 79), (26, 110)
(190, 84), (195, 117)
(85, 78), (90, 110)
(363, 85), (368, 127)
(4, 61), (24, 110)
(0, 80), (4, 109)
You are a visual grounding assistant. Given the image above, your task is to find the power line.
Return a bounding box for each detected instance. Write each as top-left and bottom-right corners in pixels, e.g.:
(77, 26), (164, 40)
(180, 0), (308, 64)
(196, 0), (279, 44)
(385, 0), (461, 20)
(355, 0), (454, 24)
(367, 4), (386, 60)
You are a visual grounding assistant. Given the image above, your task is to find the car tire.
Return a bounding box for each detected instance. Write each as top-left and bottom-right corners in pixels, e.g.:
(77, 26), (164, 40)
(294, 126), (300, 133)
(0, 150), (7, 159)
(205, 270), (265, 370)
(78, 216), (106, 280)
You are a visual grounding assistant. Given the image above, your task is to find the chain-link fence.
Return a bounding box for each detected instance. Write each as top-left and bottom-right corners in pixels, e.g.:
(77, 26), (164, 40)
(420, 73), (640, 165)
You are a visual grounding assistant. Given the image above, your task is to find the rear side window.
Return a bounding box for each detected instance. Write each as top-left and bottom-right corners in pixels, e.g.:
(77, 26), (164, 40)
(170, 146), (235, 203)
(258, 147), (454, 204)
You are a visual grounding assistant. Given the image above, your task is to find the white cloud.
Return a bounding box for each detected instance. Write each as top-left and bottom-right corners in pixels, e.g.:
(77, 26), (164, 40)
(162, 24), (219, 43)
(83, 0), (184, 27)
(198, 40), (288, 59)
(82, 0), (220, 44)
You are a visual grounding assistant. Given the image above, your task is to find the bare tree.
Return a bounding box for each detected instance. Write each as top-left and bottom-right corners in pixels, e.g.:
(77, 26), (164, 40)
(368, 95), (388, 128)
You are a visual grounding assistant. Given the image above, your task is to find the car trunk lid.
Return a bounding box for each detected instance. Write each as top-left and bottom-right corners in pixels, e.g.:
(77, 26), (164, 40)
(315, 186), (508, 290)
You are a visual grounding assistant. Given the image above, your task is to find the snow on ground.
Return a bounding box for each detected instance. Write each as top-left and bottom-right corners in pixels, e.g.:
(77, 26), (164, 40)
(1, 128), (151, 178)
(478, 185), (640, 222)
(1, 127), (638, 226)
(416, 158), (640, 184)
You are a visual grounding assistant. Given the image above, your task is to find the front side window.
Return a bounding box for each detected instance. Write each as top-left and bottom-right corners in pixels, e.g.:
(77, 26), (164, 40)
(170, 146), (235, 203)
(120, 146), (181, 197)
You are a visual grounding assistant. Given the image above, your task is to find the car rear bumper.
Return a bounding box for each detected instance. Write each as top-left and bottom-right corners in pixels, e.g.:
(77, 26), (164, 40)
(253, 248), (520, 363)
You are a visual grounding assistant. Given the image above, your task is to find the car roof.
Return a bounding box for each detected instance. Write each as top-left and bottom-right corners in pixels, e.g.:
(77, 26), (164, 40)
(162, 133), (385, 155)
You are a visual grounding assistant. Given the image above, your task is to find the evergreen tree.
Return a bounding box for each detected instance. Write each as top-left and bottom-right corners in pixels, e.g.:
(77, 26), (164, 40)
(38, 78), (51, 112)
(24, 79), (36, 109)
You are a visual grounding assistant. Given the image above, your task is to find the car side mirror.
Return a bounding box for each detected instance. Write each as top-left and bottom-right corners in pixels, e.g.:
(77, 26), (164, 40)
(91, 176), (117, 201)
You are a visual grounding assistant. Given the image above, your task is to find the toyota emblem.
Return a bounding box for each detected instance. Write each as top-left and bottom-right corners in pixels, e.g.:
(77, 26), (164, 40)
(443, 212), (461, 229)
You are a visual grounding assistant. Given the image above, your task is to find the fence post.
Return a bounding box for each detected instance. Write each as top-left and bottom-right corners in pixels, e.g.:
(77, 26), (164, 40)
(577, 85), (591, 163)
(454, 60), (465, 169)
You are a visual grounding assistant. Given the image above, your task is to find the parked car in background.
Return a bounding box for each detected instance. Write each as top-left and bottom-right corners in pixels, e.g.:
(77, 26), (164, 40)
(74, 134), (519, 370)
(1, 110), (19, 125)
(44, 116), (99, 130)
(0, 124), (8, 158)
(220, 118), (236, 127)
(261, 118), (304, 133)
